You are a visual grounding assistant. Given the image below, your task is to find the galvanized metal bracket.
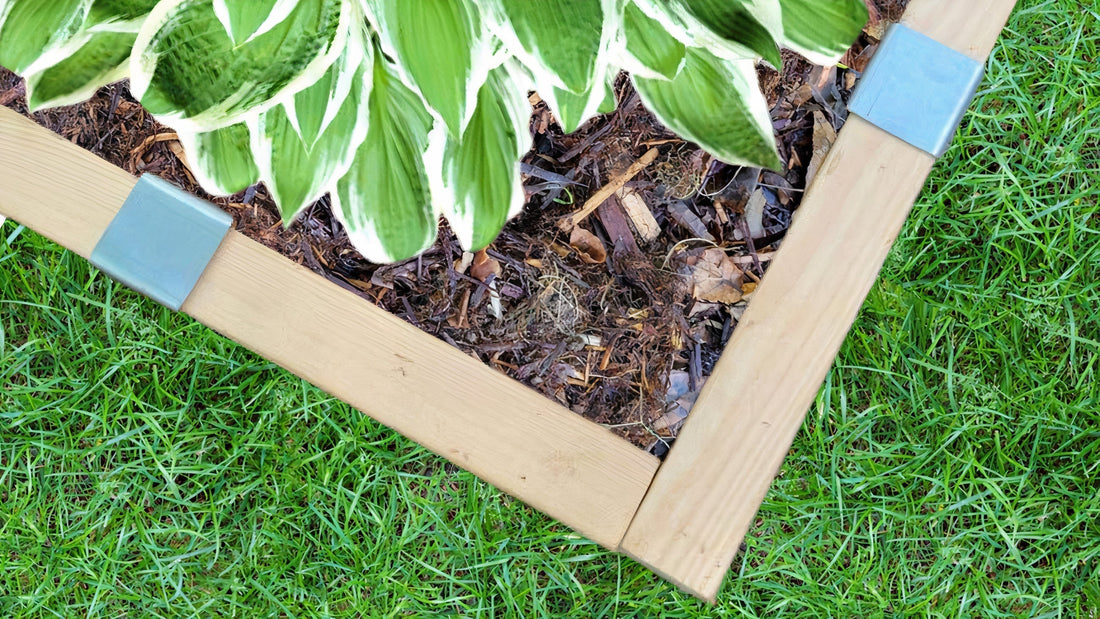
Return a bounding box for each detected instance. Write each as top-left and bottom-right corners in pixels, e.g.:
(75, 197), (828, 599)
(90, 174), (232, 311)
(848, 23), (985, 158)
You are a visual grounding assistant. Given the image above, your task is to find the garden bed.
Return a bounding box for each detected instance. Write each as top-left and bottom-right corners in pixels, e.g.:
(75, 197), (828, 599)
(0, 0), (1016, 601)
(0, 0), (905, 453)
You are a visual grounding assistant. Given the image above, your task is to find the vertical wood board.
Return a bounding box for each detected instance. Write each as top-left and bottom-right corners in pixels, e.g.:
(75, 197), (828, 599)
(618, 0), (1019, 601)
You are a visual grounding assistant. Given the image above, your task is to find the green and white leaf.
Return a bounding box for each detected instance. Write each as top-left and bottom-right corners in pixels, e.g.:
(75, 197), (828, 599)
(88, 0), (160, 26)
(632, 0), (783, 67)
(0, 0), (93, 74)
(477, 0), (618, 95)
(24, 30), (136, 110)
(130, 0), (349, 133)
(634, 47), (781, 170)
(617, 0), (686, 80)
(175, 121), (260, 196)
(211, 0), (297, 44)
(543, 70), (614, 134)
(281, 10), (368, 152)
(12, 0), (155, 110)
(777, 0), (868, 65)
(366, 0), (495, 138)
(332, 51), (437, 264)
(252, 37), (371, 224)
(427, 63), (531, 251)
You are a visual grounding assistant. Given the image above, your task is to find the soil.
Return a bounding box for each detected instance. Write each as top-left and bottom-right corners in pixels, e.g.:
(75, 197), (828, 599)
(0, 0), (908, 454)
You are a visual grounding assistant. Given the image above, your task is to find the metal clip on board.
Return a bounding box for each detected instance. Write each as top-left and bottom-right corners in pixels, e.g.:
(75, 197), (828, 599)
(848, 23), (986, 158)
(89, 174), (232, 311)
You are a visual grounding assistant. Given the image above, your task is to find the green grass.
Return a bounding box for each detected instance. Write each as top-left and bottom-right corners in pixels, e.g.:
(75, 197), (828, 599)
(2, 1), (1098, 616)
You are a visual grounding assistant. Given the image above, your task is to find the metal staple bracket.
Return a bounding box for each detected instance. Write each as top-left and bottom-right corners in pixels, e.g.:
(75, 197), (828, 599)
(90, 174), (232, 311)
(848, 23), (985, 157)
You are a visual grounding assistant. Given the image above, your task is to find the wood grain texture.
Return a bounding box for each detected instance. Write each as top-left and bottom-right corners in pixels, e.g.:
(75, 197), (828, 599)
(618, 0), (1018, 602)
(0, 107), (660, 548)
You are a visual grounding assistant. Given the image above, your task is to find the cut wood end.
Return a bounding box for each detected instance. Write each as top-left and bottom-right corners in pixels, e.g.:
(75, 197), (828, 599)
(617, 542), (725, 604)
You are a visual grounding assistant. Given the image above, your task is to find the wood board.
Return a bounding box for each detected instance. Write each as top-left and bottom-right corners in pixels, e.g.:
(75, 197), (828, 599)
(617, 0), (1019, 602)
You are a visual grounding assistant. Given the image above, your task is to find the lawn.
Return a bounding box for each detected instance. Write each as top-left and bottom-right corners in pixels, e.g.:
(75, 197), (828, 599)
(2, 0), (1098, 616)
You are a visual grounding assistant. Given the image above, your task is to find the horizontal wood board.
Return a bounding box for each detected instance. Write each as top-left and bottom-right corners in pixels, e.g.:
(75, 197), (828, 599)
(618, 0), (1019, 602)
(0, 108), (660, 548)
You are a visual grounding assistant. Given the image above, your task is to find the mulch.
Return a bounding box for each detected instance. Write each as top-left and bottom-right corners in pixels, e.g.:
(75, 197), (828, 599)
(0, 0), (908, 453)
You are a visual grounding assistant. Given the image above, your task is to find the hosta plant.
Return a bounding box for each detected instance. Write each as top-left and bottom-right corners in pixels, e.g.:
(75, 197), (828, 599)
(0, 0), (867, 263)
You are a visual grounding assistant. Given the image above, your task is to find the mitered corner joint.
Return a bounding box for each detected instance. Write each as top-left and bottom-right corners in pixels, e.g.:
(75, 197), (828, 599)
(849, 23), (986, 158)
(90, 174), (232, 311)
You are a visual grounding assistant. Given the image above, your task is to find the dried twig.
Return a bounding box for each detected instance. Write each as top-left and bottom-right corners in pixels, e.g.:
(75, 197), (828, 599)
(560, 147), (659, 231)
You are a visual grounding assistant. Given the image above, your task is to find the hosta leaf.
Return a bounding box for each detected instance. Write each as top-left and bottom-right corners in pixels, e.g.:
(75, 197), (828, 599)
(478, 0), (615, 95)
(333, 52), (437, 264)
(131, 0), (348, 132)
(89, 0), (160, 25)
(24, 30), (135, 110)
(544, 73), (612, 134)
(367, 0), (490, 138)
(634, 47), (781, 170)
(211, 0), (296, 44)
(0, 0), (92, 74)
(428, 64), (530, 251)
(596, 78), (618, 114)
(633, 0), (783, 68)
(284, 19), (366, 151)
(619, 0), (686, 80)
(175, 122), (260, 196)
(777, 0), (867, 65)
(253, 46), (371, 224)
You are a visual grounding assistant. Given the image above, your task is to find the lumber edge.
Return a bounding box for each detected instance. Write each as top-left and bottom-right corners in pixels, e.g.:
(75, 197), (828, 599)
(0, 106), (660, 548)
(617, 0), (1019, 602)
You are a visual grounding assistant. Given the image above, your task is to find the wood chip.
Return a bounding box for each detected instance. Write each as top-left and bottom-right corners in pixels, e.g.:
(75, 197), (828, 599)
(598, 195), (642, 258)
(743, 189), (767, 239)
(863, 0), (886, 40)
(447, 288), (471, 329)
(805, 111), (838, 189)
(668, 201), (714, 242)
(616, 188), (660, 243)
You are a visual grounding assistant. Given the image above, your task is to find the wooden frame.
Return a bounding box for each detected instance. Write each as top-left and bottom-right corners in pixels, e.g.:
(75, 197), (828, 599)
(0, 0), (1015, 602)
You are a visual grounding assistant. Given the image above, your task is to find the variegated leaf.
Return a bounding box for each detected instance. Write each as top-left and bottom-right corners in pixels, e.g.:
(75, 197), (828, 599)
(543, 72), (614, 134)
(175, 122), (260, 196)
(477, 0), (618, 95)
(14, 0), (155, 110)
(24, 30), (136, 110)
(633, 47), (781, 170)
(777, 0), (867, 65)
(333, 51), (437, 264)
(253, 37), (371, 224)
(633, 0), (783, 67)
(130, 0), (349, 132)
(282, 10), (368, 152)
(0, 0), (93, 74)
(427, 63), (530, 251)
(367, 0), (493, 138)
(212, 0), (297, 44)
(618, 0), (686, 80)
(88, 0), (160, 26)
